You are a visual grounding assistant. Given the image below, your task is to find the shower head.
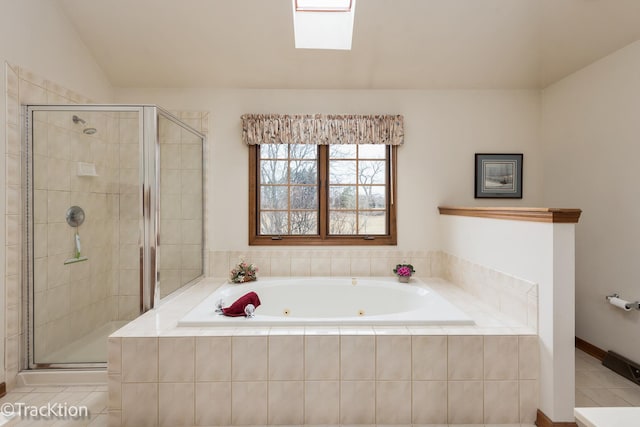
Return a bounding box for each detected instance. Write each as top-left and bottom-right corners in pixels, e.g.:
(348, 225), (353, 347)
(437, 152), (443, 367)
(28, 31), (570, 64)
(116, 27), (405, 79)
(73, 115), (97, 135)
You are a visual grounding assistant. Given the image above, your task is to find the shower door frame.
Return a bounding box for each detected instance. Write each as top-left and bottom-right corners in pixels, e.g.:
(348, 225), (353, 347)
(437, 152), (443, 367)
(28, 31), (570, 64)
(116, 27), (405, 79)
(22, 105), (206, 369)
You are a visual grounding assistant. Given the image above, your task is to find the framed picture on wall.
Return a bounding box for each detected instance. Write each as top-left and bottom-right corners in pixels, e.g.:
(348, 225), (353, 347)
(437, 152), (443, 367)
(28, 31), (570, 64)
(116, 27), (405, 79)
(475, 153), (523, 198)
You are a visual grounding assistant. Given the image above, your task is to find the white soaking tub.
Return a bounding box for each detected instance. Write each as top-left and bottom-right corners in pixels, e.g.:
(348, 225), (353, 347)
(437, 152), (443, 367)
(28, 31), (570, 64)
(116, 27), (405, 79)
(178, 277), (475, 326)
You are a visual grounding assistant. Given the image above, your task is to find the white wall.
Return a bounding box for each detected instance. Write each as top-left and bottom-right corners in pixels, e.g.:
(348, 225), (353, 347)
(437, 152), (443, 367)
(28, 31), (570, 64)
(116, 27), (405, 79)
(541, 40), (640, 363)
(0, 0), (112, 102)
(115, 88), (542, 252)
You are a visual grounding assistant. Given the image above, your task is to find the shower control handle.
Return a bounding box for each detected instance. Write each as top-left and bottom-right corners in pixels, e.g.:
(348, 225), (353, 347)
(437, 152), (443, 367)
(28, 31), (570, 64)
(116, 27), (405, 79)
(66, 206), (85, 227)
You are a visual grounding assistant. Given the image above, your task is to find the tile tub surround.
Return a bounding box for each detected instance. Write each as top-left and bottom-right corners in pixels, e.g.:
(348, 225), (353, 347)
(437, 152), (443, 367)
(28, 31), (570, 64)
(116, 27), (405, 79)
(437, 251), (539, 331)
(209, 249), (435, 279)
(108, 277), (539, 426)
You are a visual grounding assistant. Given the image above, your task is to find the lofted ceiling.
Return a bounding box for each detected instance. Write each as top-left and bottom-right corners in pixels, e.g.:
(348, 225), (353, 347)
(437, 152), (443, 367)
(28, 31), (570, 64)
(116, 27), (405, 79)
(57, 0), (640, 90)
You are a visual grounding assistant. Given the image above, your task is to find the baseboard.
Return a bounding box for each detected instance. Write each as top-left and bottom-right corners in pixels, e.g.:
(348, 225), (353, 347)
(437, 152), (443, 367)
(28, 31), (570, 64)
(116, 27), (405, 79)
(0, 382), (5, 398)
(575, 336), (607, 361)
(536, 409), (578, 427)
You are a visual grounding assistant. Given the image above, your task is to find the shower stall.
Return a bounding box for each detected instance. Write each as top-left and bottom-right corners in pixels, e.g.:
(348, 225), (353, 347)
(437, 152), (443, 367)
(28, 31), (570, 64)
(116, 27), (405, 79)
(23, 105), (205, 369)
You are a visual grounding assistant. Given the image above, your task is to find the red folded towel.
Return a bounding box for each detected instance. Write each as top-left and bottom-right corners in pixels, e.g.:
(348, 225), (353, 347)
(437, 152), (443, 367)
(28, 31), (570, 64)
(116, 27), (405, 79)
(222, 292), (261, 317)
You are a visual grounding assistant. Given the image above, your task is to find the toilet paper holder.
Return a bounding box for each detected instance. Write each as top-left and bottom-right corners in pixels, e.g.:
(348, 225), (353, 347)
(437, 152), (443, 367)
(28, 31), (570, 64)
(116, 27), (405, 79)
(606, 293), (640, 310)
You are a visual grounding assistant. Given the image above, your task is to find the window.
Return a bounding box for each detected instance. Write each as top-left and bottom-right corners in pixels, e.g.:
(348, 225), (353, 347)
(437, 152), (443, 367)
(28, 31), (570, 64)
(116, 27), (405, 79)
(292, 0), (356, 50)
(249, 144), (397, 245)
(295, 0), (353, 12)
(257, 144), (319, 236)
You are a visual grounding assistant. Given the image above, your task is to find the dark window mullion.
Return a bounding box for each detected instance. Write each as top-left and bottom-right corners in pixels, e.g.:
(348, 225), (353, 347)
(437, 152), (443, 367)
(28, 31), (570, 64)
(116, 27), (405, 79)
(355, 145), (360, 234)
(287, 145), (292, 234)
(389, 147), (392, 236)
(318, 145), (328, 238)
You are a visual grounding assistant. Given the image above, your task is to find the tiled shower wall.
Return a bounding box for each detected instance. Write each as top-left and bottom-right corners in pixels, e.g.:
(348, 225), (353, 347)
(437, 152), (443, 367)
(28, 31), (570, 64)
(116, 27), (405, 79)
(31, 110), (118, 360)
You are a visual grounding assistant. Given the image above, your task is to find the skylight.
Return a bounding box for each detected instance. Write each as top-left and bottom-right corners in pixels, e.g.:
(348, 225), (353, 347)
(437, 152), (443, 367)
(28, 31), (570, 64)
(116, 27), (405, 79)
(292, 0), (356, 50)
(295, 0), (352, 12)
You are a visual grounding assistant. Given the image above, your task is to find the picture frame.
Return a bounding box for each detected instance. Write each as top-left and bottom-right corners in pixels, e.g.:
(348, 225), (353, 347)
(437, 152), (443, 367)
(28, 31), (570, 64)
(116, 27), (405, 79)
(475, 153), (523, 198)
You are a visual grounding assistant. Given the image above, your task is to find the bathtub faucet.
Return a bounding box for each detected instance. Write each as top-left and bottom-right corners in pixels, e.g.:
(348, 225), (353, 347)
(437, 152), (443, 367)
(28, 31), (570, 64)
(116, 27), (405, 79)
(244, 304), (256, 318)
(215, 299), (225, 314)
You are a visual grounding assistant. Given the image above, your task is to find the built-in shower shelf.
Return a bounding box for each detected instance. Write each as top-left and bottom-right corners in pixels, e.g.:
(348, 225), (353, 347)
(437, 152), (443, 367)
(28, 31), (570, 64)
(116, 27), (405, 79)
(77, 162), (98, 176)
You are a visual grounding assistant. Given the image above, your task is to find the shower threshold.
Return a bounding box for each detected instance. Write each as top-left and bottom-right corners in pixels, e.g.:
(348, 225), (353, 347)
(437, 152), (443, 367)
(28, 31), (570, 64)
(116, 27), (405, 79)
(42, 321), (128, 364)
(26, 320), (128, 378)
(17, 369), (107, 386)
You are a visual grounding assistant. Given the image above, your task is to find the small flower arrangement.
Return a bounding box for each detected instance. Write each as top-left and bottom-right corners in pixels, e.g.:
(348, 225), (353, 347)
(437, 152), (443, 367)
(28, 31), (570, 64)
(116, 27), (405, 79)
(230, 259), (258, 283)
(393, 263), (415, 282)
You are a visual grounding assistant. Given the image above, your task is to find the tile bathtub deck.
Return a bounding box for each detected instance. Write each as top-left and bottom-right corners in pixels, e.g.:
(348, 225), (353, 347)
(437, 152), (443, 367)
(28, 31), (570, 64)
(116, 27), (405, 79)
(110, 276), (537, 338)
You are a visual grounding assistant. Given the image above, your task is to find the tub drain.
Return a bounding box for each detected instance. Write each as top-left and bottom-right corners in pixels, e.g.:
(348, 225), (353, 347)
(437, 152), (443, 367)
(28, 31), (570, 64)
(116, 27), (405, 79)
(283, 309), (290, 316)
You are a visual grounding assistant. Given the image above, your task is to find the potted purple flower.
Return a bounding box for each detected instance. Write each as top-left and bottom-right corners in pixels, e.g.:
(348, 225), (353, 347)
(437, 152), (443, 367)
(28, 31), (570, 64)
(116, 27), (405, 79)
(393, 263), (415, 283)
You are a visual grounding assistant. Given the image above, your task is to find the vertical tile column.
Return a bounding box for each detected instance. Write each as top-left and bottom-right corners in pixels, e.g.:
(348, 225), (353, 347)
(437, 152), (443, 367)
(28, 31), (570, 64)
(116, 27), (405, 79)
(119, 337), (158, 427)
(194, 336), (231, 426)
(4, 63), (21, 387)
(158, 337), (195, 427)
(116, 113), (141, 320)
(107, 337), (122, 426)
(412, 335), (448, 424)
(376, 335), (412, 424)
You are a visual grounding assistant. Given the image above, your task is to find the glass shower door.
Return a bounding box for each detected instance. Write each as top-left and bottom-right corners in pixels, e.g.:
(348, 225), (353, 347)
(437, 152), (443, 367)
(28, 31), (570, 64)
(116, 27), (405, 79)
(157, 111), (204, 298)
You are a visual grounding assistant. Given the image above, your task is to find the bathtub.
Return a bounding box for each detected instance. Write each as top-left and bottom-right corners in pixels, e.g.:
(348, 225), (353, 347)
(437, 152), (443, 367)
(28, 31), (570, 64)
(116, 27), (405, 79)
(177, 277), (475, 326)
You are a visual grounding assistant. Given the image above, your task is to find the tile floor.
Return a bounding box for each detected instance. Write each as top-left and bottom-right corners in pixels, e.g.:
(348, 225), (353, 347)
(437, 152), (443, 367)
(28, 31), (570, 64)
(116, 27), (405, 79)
(575, 348), (640, 407)
(0, 385), (107, 426)
(0, 348), (636, 426)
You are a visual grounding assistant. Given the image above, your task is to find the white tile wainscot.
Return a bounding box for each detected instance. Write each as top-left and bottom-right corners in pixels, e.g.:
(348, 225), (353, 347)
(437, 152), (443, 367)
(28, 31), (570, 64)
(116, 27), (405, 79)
(107, 276), (539, 426)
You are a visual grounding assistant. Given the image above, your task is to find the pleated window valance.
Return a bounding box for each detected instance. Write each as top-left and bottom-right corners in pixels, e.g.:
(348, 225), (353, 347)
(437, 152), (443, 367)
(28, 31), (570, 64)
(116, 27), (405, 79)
(241, 114), (404, 145)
